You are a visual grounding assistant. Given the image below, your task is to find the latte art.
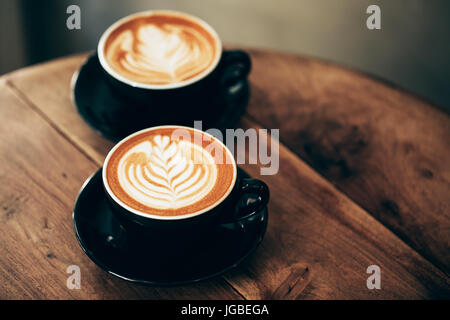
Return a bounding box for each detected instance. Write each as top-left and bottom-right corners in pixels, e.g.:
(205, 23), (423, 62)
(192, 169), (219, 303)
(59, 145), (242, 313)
(105, 127), (236, 217)
(118, 136), (217, 209)
(103, 13), (219, 85)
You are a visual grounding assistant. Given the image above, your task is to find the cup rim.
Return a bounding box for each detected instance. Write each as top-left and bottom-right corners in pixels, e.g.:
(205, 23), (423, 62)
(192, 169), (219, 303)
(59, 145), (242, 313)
(102, 125), (238, 221)
(97, 10), (223, 90)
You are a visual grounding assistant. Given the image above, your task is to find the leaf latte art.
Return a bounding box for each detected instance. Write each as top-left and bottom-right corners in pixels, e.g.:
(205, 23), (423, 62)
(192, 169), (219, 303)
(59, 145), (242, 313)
(118, 136), (217, 209)
(106, 128), (236, 217)
(103, 13), (218, 85)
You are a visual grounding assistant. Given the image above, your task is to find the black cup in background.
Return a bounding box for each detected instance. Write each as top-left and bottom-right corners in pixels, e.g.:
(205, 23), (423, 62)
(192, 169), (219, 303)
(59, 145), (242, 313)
(99, 49), (251, 128)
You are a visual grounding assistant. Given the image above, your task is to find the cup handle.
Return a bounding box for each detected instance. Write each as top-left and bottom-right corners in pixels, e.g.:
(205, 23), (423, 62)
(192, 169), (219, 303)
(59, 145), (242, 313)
(219, 50), (252, 89)
(220, 178), (269, 231)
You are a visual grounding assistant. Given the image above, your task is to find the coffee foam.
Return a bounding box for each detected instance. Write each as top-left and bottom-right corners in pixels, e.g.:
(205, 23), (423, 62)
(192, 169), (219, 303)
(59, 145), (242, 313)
(103, 13), (219, 85)
(105, 127), (236, 217)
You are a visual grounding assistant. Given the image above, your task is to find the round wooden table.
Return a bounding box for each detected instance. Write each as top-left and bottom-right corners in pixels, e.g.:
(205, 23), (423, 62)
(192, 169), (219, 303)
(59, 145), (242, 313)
(0, 48), (448, 299)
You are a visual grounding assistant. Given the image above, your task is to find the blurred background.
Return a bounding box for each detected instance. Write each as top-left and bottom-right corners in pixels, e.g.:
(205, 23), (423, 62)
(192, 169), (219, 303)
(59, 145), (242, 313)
(1, 0), (449, 110)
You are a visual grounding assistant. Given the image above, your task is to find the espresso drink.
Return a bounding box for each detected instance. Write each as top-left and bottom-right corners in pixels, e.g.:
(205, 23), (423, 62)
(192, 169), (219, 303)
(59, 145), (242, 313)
(103, 12), (220, 85)
(105, 127), (236, 217)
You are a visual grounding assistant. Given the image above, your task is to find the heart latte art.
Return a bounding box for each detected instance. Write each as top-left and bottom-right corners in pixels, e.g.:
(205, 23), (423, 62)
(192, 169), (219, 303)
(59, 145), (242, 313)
(103, 13), (219, 85)
(105, 128), (235, 217)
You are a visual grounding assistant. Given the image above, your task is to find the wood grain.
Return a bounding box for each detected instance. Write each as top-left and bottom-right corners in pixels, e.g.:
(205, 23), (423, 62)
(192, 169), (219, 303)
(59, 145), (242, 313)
(5, 54), (114, 165)
(0, 82), (240, 299)
(243, 49), (450, 272)
(2, 52), (449, 299)
(224, 119), (449, 299)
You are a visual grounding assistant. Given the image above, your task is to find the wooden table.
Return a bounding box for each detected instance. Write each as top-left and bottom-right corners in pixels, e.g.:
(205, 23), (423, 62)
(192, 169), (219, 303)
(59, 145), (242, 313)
(0, 49), (449, 299)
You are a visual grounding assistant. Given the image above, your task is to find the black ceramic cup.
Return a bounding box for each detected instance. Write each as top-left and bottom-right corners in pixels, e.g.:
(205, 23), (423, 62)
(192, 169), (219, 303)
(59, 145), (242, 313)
(101, 126), (269, 254)
(97, 10), (251, 126)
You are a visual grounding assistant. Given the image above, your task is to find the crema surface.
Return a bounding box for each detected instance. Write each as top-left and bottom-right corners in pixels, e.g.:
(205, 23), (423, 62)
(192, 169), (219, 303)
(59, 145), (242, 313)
(106, 128), (235, 216)
(104, 13), (219, 85)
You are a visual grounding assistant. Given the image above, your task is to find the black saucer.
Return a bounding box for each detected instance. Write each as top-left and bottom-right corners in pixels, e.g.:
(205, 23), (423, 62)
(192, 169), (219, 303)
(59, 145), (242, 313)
(71, 53), (250, 142)
(73, 167), (268, 285)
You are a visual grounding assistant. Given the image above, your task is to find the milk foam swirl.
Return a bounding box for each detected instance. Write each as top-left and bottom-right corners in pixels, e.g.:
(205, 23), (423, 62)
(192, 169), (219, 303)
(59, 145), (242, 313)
(105, 17), (216, 85)
(117, 135), (218, 209)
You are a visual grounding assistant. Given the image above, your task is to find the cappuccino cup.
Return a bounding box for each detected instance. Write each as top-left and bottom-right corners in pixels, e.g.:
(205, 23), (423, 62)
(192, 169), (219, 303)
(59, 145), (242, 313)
(102, 125), (269, 250)
(97, 11), (251, 131)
